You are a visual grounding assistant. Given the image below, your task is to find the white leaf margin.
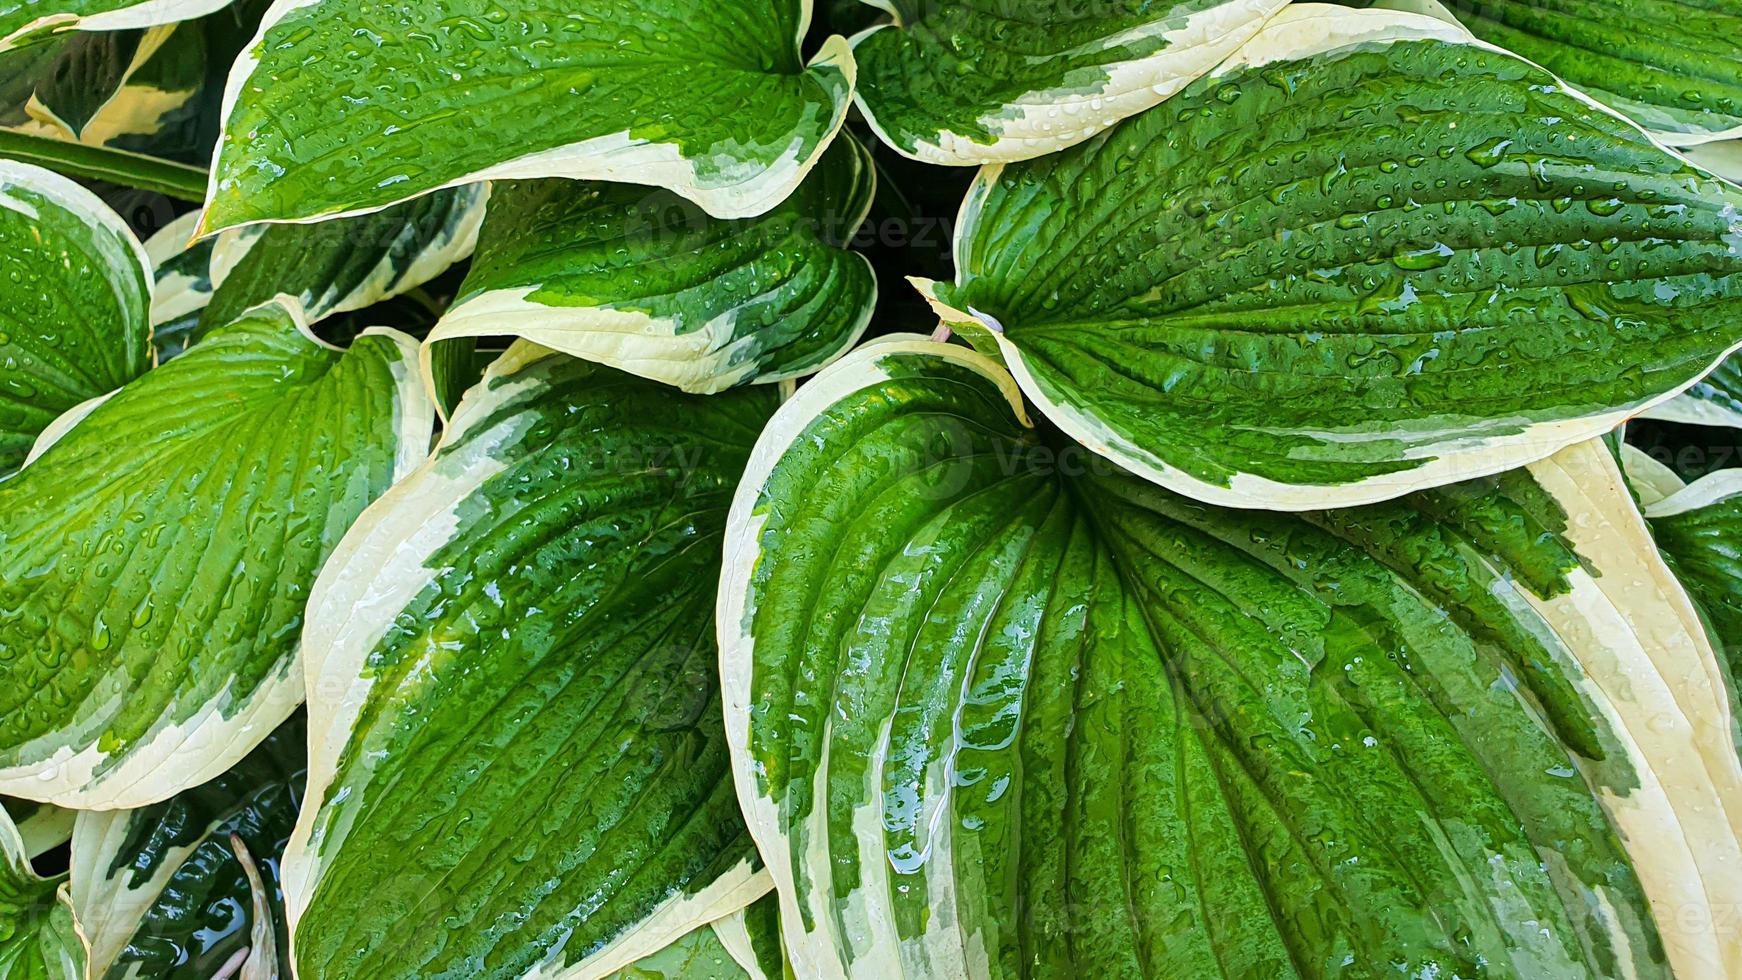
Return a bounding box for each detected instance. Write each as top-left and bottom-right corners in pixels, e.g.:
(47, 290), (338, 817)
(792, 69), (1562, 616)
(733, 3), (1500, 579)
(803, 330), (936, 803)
(717, 334), (1742, 979)
(199, 0), (856, 232)
(0, 297), (434, 810)
(283, 341), (768, 980)
(923, 3), (1742, 511)
(422, 152), (873, 400)
(0, 0), (232, 54)
(850, 0), (1289, 165)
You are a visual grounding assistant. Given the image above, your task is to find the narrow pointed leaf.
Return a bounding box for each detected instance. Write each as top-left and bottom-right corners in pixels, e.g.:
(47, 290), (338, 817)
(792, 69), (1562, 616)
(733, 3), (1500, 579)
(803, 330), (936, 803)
(70, 715), (305, 980)
(851, 0), (1286, 164)
(720, 337), (1742, 978)
(428, 137), (875, 394)
(284, 345), (775, 980)
(0, 301), (432, 808)
(923, 4), (1742, 510)
(203, 0), (856, 232)
(0, 160), (151, 478)
(0, 808), (81, 980)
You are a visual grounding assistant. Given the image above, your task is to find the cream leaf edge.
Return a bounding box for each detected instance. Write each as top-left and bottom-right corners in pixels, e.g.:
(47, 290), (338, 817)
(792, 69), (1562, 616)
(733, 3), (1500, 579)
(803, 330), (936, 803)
(717, 336), (1742, 979)
(198, 0), (855, 232)
(0, 298), (432, 809)
(926, 3), (1742, 511)
(283, 341), (767, 980)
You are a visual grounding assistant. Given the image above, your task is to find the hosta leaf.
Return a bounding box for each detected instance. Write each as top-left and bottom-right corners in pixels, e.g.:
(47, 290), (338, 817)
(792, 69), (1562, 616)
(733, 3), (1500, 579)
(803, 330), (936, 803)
(603, 899), (787, 980)
(0, 806), (81, 980)
(0, 160), (151, 479)
(720, 336), (1742, 979)
(427, 137), (875, 395)
(851, 0), (1286, 164)
(142, 188), (486, 361)
(141, 210), (212, 362)
(1618, 441), (1689, 508)
(200, 184), (486, 338)
(70, 714), (304, 980)
(283, 345), (775, 980)
(1638, 353), (1742, 428)
(1684, 138), (1742, 184)
(1429, 0), (1742, 145)
(0, 800), (70, 861)
(1641, 470), (1742, 736)
(202, 0), (856, 233)
(0, 22), (206, 158)
(606, 927), (743, 980)
(919, 4), (1742, 510)
(709, 895), (788, 980)
(0, 0), (232, 54)
(0, 300), (432, 808)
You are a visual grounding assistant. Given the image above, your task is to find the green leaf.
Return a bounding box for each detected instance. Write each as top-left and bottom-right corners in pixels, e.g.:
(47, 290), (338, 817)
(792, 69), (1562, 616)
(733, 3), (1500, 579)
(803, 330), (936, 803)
(603, 921), (747, 980)
(0, 806), (81, 980)
(1427, 0), (1742, 144)
(0, 22), (207, 159)
(600, 899), (789, 980)
(720, 336), (1742, 978)
(851, 0), (1286, 164)
(202, 0), (857, 233)
(0, 0), (231, 54)
(1639, 353), (1742, 429)
(1641, 469), (1742, 746)
(0, 300), (432, 808)
(283, 345), (776, 980)
(70, 714), (306, 980)
(140, 211), (213, 363)
(0, 160), (151, 479)
(200, 184), (486, 340)
(139, 188), (486, 362)
(0, 131), (206, 200)
(428, 137), (875, 394)
(920, 4), (1742, 510)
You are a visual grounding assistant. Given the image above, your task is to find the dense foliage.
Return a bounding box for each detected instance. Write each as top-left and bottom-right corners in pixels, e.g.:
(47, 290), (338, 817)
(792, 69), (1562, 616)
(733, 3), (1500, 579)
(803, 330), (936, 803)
(2, 1), (1742, 978)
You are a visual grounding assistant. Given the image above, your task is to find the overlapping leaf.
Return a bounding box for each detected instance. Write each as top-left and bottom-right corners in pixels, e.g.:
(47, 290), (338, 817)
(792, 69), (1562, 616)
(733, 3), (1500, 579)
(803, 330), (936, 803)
(140, 187), (483, 364)
(71, 714), (305, 980)
(1429, 0), (1742, 145)
(0, 806), (80, 980)
(919, 4), (1742, 509)
(0, 800), (70, 862)
(202, 0), (857, 232)
(1640, 468), (1742, 733)
(851, 0), (1287, 163)
(604, 896), (785, 980)
(428, 137), (874, 394)
(0, 160), (151, 479)
(0, 22), (206, 159)
(1640, 354), (1742, 428)
(720, 337), (1742, 978)
(283, 346), (775, 980)
(0, 0), (232, 55)
(0, 300), (431, 808)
